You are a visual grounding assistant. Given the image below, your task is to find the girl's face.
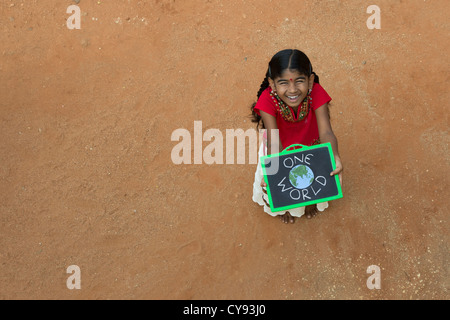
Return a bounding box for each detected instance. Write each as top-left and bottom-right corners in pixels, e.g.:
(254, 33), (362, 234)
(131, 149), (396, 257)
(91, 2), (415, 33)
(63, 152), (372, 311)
(269, 69), (314, 108)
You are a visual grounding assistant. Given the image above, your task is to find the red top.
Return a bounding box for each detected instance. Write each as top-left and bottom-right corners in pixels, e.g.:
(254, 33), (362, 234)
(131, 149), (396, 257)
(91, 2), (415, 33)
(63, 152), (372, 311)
(254, 82), (332, 149)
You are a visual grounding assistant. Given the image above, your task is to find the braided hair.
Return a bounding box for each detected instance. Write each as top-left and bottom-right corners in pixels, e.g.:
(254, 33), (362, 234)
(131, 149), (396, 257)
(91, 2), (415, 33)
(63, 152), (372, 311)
(250, 49), (320, 129)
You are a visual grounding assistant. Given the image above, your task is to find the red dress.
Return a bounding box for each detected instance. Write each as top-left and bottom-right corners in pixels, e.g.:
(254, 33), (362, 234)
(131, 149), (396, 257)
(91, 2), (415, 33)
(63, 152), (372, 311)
(253, 82), (332, 148)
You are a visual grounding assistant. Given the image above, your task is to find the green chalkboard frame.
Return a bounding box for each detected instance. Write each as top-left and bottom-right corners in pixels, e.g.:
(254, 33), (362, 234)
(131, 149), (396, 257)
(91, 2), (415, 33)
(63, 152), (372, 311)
(260, 143), (343, 213)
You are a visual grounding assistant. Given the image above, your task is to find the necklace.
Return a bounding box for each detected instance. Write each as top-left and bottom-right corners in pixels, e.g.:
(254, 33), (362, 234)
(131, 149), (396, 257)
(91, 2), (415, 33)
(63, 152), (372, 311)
(269, 90), (311, 122)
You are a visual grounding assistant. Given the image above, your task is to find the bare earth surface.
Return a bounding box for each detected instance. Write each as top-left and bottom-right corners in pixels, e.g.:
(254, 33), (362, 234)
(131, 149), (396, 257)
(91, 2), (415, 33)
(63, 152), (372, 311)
(1, 0), (449, 299)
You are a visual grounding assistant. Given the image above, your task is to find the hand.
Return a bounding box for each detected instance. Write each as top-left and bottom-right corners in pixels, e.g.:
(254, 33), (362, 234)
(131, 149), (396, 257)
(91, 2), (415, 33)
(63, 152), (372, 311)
(331, 155), (343, 186)
(260, 178), (267, 188)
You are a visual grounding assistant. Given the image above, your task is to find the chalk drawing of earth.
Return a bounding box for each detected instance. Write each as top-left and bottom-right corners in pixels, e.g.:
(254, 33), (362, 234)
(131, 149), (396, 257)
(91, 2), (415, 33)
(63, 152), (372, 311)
(289, 165), (314, 189)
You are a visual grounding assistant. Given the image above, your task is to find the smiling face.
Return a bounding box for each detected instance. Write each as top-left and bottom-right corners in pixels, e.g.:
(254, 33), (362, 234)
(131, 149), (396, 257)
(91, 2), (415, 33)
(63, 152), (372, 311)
(269, 69), (315, 108)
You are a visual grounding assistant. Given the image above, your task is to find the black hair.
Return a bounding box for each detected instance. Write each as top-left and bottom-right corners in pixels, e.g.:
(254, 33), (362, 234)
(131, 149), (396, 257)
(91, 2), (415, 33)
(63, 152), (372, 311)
(250, 49), (320, 129)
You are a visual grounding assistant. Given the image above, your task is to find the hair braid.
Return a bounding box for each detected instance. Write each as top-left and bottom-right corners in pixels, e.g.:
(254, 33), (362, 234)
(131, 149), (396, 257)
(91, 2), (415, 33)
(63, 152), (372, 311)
(250, 74), (270, 129)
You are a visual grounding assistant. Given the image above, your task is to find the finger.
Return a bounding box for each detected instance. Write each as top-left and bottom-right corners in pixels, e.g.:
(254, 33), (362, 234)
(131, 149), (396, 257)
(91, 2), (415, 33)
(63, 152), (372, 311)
(330, 166), (343, 176)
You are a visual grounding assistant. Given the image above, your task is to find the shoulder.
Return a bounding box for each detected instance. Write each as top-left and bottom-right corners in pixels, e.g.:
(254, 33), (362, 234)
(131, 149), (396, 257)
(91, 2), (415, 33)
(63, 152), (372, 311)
(311, 82), (330, 98)
(254, 87), (277, 117)
(258, 86), (273, 103)
(310, 82), (332, 110)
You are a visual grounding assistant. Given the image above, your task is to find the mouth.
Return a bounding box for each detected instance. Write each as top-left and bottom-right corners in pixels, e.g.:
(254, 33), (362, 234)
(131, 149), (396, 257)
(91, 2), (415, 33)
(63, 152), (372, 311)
(286, 95), (300, 103)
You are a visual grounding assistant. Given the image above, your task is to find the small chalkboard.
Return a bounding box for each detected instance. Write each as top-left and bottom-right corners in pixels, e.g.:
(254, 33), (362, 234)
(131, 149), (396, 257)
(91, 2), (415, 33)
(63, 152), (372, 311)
(260, 143), (343, 212)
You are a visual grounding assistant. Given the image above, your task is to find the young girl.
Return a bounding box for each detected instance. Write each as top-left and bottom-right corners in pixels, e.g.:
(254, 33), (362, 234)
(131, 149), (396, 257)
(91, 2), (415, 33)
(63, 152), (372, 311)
(251, 49), (343, 224)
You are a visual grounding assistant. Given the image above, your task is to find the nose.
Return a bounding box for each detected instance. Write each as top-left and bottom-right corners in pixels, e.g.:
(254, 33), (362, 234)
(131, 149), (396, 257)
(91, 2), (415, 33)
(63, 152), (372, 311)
(288, 81), (298, 93)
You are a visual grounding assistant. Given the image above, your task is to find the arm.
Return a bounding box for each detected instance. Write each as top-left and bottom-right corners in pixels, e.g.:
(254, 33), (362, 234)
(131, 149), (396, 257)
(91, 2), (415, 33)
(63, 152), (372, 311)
(259, 110), (282, 187)
(315, 103), (344, 185)
(259, 110), (282, 155)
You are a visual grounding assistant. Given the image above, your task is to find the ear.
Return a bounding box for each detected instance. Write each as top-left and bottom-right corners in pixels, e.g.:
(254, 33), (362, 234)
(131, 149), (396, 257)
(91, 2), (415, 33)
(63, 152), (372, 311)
(309, 74), (315, 90)
(268, 77), (276, 92)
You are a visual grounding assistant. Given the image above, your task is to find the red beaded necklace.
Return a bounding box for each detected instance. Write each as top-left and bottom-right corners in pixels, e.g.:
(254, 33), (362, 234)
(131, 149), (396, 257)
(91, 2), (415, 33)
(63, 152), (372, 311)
(269, 90), (312, 122)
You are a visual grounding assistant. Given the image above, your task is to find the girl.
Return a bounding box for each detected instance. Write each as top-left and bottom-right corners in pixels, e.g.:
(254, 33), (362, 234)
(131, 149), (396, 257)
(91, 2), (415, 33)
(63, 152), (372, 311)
(251, 49), (343, 224)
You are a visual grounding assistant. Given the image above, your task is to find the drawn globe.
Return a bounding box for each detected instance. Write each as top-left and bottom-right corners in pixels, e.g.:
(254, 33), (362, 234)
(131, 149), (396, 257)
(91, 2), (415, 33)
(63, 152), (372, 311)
(289, 165), (314, 189)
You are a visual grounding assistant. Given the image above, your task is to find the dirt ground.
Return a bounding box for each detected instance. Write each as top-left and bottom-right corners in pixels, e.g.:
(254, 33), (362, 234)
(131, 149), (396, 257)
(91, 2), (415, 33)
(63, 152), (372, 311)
(1, 0), (448, 300)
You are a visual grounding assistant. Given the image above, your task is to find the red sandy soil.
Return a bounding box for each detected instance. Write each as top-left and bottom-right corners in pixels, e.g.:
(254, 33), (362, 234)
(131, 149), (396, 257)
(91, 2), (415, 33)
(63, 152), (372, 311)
(1, 0), (448, 299)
